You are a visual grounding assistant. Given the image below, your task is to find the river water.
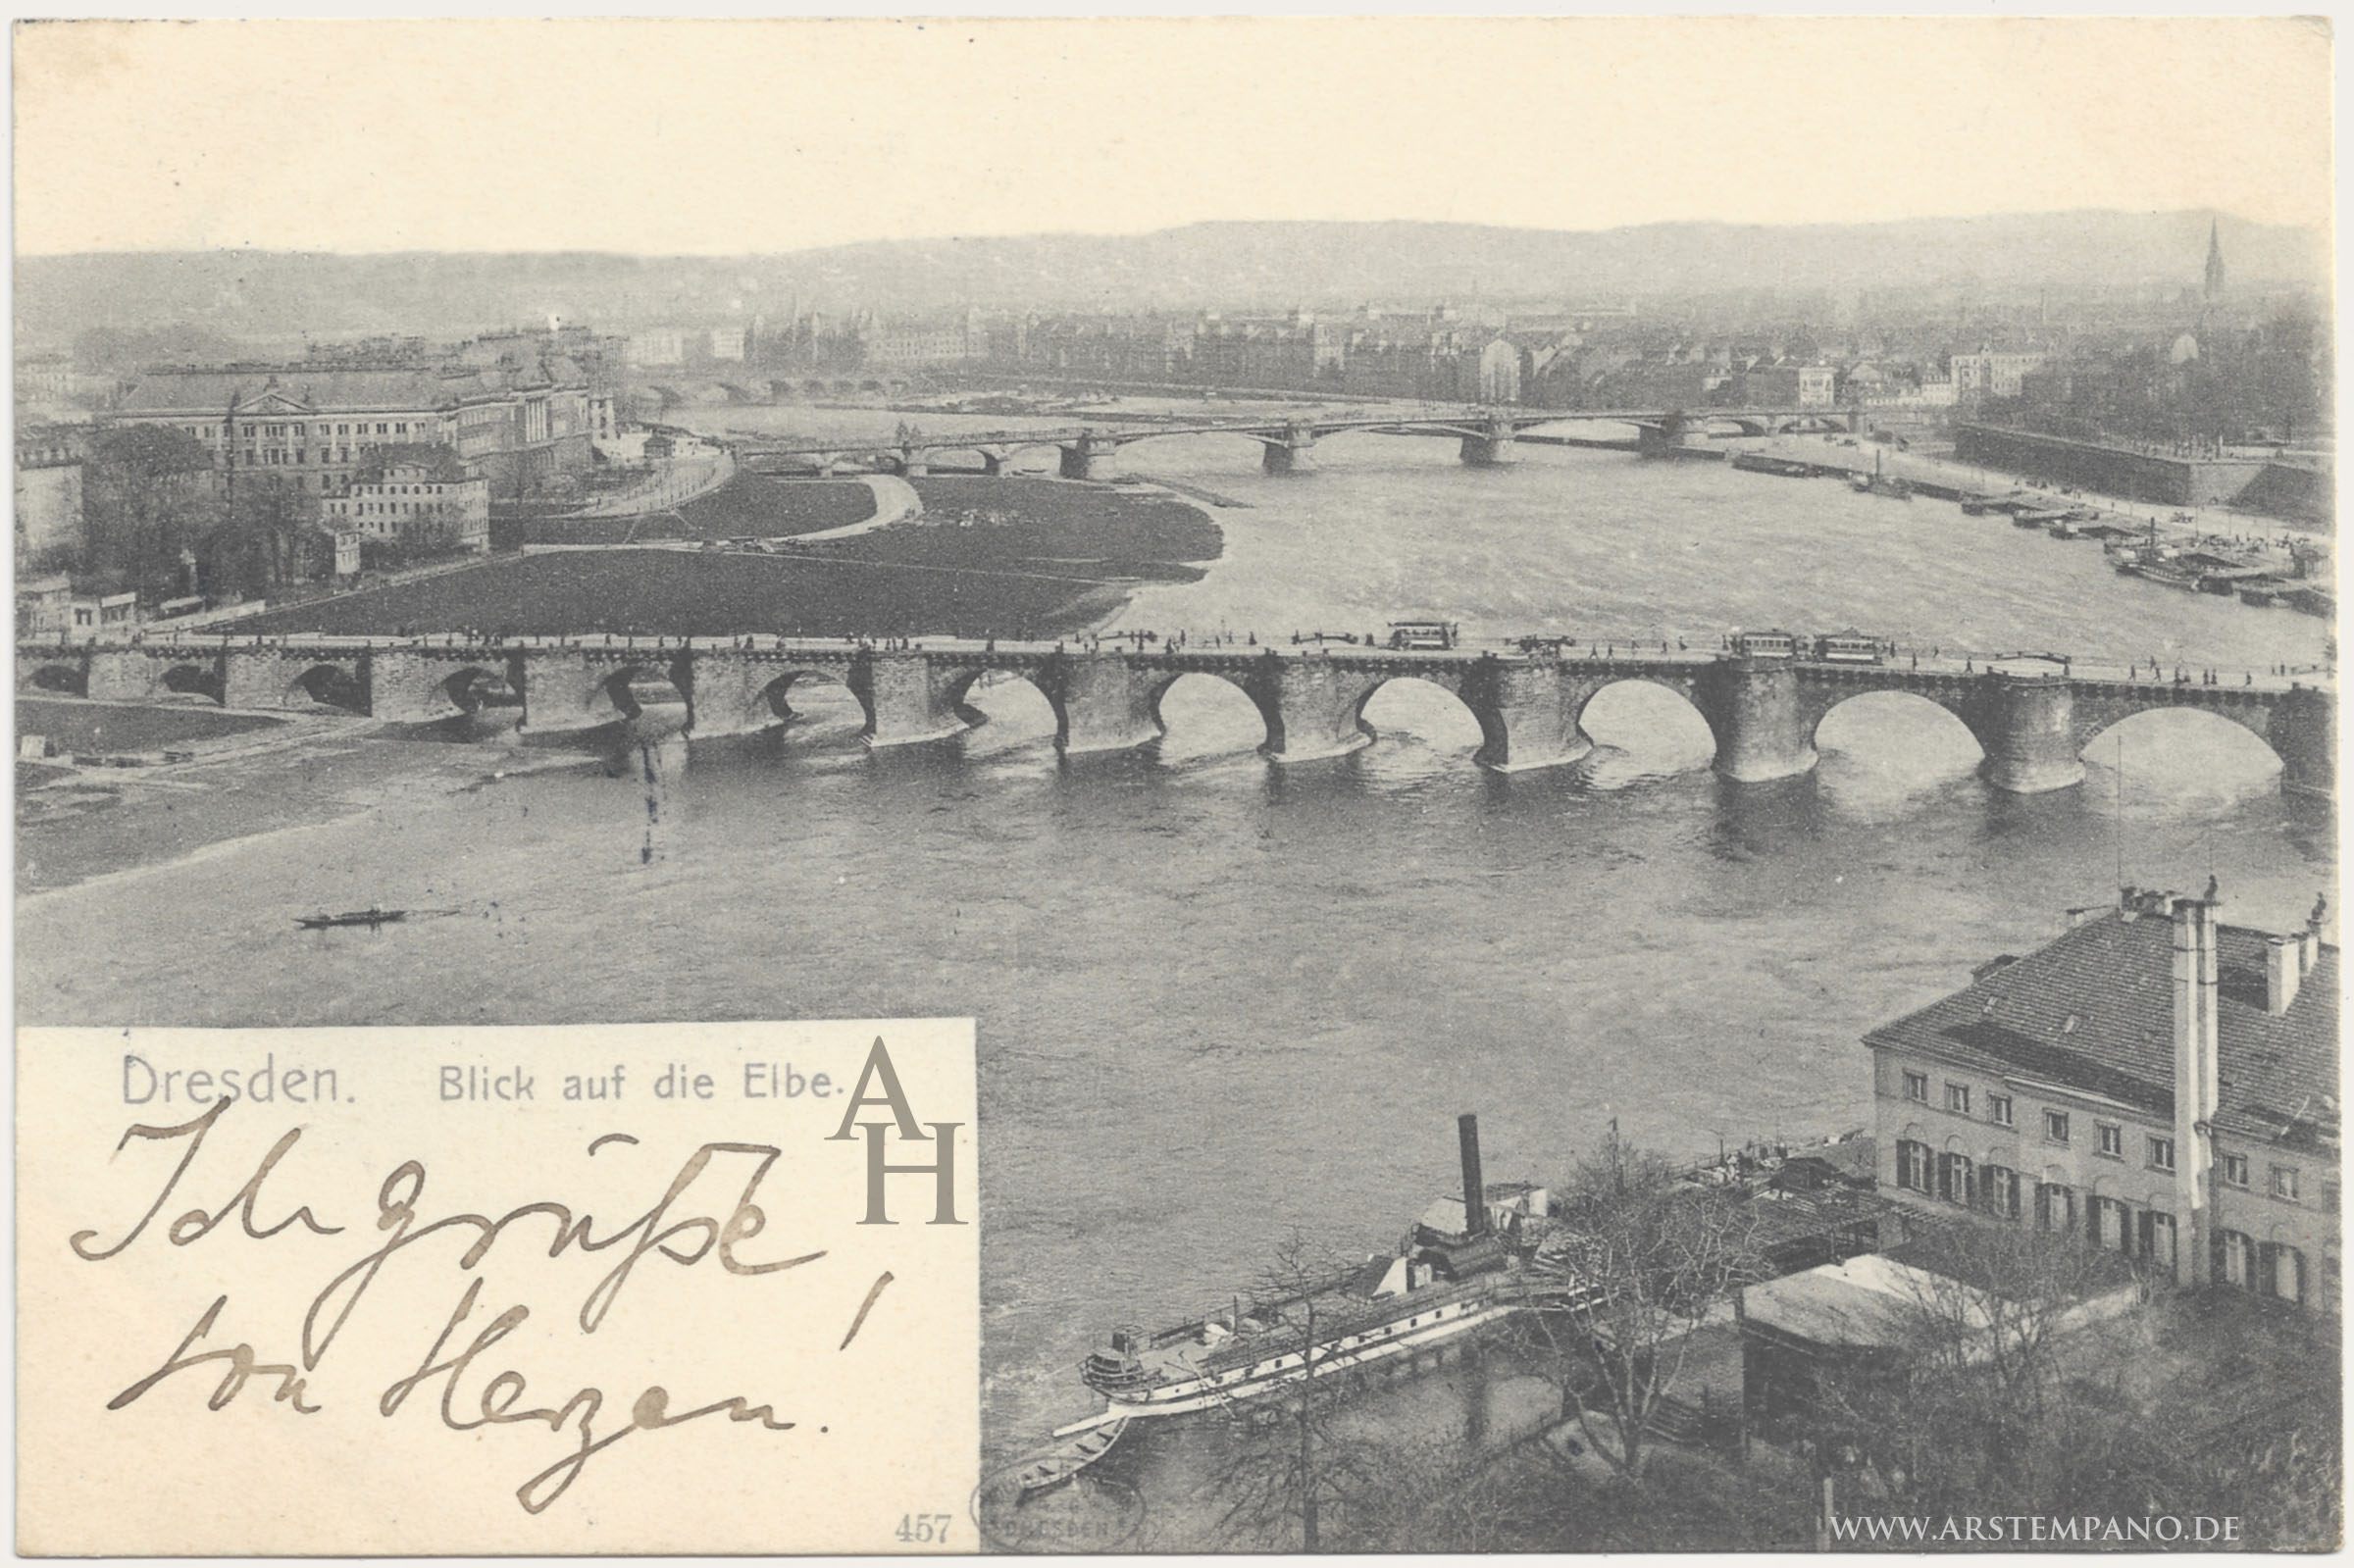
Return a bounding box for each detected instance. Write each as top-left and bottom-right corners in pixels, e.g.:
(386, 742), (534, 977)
(17, 413), (2333, 1543)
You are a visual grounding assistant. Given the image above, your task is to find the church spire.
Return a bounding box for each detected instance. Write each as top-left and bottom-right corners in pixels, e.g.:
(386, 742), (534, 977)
(2204, 218), (2226, 304)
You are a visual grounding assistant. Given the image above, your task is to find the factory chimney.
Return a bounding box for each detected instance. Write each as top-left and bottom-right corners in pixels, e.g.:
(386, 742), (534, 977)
(1458, 1114), (1489, 1238)
(2172, 896), (2222, 1287)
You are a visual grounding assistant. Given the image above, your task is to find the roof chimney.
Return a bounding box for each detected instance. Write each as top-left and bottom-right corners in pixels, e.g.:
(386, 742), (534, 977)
(2266, 936), (2303, 1015)
(1458, 1114), (1489, 1239)
(2299, 928), (2321, 979)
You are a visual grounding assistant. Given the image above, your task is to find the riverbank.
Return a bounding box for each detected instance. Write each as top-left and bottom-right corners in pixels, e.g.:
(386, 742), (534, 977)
(13, 705), (576, 896)
(1755, 431), (2330, 564)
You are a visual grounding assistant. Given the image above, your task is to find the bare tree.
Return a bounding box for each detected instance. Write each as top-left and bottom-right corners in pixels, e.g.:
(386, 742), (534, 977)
(1200, 1230), (1356, 1551)
(1528, 1137), (1766, 1485)
(1806, 1219), (2155, 1520)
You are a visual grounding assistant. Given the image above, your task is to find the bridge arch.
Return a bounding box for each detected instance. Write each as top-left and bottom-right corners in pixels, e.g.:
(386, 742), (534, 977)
(1351, 674), (1502, 763)
(435, 665), (515, 715)
(288, 663), (369, 714)
(2078, 705), (2285, 801)
(589, 663), (690, 726)
(755, 666), (872, 734)
(22, 660), (86, 696)
(1811, 689), (1987, 779)
(159, 662), (225, 704)
(944, 667), (1066, 748)
(1572, 678), (1718, 778)
(1146, 670), (1277, 758)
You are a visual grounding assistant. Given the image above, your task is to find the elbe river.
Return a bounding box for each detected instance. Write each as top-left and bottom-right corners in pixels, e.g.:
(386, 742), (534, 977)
(19, 412), (2332, 1525)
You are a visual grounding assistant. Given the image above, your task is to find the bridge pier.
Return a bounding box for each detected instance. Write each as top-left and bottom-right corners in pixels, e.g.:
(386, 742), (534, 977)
(511, 649), (623, 735)
(895, 450), (931, 479)
(361, 649), (462, 725)
(1260, 424), (1316, 476)
(1637, 414), (1714, 458)
(1039, 653), (1165, 754)
(85, 648), (172, 703)
(979, 450), (1008, 478)
(1057, 433), (1122, 481)
(2272, 686), (2335, 799)
(1977, 676), (2083, 794)
(1458, 429), (1517, 467)
(1458, 658), (1596, 772)
(673, 649), (784, 738)
(856, 651), (974, 747)
(1247, 653), (1374, 763)
(1694, 660), (1817, 784)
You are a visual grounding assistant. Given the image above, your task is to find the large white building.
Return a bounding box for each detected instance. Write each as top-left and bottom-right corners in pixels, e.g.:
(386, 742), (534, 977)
(1867, 890), (2336, 1313)
(321, 453), (489, 554)
(111, 360), (592, 498)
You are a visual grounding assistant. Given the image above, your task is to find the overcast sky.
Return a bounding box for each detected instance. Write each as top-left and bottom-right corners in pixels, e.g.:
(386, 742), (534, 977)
(13, 17), (2333, 256)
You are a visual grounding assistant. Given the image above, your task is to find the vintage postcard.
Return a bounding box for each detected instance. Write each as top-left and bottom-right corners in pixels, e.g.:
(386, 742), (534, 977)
(13, 16), (2341, 1555)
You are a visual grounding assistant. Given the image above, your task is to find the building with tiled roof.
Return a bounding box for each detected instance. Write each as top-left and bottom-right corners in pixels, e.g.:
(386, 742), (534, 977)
(1866, 889), (2336, 1313)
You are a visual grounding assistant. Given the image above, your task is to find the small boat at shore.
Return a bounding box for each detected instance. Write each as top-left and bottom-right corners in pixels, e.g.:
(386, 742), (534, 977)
(295, 906), (459, 931)
(296, 907), (408, 931)
(1014, 1419), (1128, 1494)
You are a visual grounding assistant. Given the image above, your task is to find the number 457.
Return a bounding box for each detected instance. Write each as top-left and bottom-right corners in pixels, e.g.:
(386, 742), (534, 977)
(896, 1514), (951, 1545)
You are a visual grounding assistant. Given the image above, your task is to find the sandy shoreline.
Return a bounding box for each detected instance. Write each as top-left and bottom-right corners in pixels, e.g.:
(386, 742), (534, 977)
(15, 721), (598, 898)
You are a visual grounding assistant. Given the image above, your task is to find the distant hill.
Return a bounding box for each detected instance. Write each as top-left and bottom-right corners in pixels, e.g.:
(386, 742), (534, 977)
(16, 211), (2324, 350)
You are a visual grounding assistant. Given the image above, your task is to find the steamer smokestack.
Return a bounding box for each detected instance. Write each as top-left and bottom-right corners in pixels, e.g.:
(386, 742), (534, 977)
(1458, 1113), (1488, 1238)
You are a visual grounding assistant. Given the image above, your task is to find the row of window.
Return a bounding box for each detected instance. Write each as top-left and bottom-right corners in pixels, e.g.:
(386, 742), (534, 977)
(1895, 1141), (2315, 1293)
(337, 499), (470, 516)
(179, 422), (428, 440)
(1899, 1069), (2301, 1198)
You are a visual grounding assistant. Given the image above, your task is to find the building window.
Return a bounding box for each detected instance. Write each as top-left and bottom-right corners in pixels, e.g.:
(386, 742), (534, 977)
(2043, 1110), (2070, 1144)
(2271, 1166), (2301, 1202)
(1978, 1164), (2021, 1220)
(1944, 1083), (1970, 1116)
(2035, 1182), (2073, 1232)
(1937, 1151), (1973, 1205)
(1987, 1094), (2013, 1127)
(1903, 1071), (1928, 1103)
(2089, 1194), (2131, 1251)
(2097, 1123), (2124, 1158)
(2140, 1209), (2177, 1269)
(2147, 1136), (2175, 1173)
(1895, 1139), (1930, 1192)
(2263, 1242), (2308, 1304)
(2220, 1229), (2255, 1288)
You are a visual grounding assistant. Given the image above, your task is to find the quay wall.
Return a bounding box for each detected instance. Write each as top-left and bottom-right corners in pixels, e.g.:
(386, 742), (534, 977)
(1955, 424), (2272, 510)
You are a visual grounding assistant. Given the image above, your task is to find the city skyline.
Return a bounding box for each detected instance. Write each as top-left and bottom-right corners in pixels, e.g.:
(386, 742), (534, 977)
(15, 18), (2332, 258)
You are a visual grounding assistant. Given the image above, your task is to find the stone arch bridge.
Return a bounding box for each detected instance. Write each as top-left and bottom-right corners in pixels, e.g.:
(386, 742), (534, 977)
(20, 634), (2332, 799)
